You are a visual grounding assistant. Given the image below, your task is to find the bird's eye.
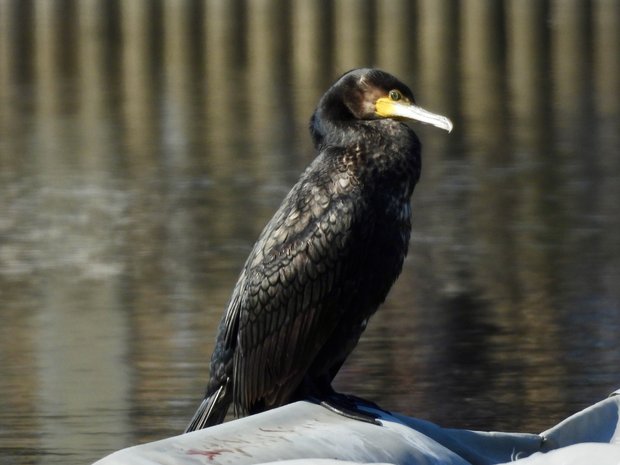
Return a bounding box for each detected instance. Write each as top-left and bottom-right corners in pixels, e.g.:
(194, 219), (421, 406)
(389, 90), (402, 101)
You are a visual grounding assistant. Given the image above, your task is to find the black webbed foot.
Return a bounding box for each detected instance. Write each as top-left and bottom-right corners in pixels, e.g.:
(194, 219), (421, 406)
(317, 392), (386, 426)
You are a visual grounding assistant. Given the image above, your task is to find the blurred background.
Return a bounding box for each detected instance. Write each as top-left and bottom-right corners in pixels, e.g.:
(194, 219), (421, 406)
(0, 0), (619, 463)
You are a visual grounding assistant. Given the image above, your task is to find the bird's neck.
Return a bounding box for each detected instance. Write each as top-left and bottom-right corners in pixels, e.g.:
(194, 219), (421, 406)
(310, 113), (380, 151)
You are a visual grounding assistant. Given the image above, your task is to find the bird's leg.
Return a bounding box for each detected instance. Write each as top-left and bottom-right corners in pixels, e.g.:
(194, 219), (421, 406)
(319, 392), (384, 426)
(329, 392), (384, 410)
(299, 377), (385, 426)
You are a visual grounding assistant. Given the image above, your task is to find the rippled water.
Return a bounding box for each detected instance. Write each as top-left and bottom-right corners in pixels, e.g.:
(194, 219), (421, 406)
(1, 1), (619, 464)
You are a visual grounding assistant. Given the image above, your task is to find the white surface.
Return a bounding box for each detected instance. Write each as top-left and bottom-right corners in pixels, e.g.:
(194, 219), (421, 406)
(505, 443), (620, 465)
(94, 391), (620, 465)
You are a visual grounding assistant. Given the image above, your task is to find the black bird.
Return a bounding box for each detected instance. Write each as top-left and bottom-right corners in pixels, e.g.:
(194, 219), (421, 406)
(186, 68), (452, 432)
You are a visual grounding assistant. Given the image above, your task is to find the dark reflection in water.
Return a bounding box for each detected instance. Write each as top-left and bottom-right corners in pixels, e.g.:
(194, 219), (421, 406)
(0, 1), (619, 464)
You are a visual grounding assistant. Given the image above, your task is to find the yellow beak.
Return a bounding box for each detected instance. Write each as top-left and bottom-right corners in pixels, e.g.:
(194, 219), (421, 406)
(375, 97), (453, 133)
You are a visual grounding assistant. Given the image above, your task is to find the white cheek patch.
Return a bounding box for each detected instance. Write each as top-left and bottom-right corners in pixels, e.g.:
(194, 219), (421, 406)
(361, 98), (376, 116)
(358, 76), (389, 118)
(365, 91), (388, 117)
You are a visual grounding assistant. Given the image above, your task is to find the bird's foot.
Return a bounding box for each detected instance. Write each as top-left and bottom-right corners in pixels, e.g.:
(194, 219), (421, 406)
(318, 392), (386, 426)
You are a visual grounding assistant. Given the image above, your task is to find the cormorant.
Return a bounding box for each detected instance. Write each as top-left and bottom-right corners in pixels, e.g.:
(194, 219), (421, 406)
(186, 68), (453, 432)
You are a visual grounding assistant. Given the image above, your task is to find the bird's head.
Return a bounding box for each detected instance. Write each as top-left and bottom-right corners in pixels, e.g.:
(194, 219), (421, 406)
(313, 68), (453, 134)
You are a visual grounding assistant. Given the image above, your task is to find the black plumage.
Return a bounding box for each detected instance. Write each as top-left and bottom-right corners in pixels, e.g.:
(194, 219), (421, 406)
(186, 68), (452, 432)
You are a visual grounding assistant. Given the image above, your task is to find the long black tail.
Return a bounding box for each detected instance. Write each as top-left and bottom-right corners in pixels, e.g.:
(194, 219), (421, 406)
(185, 380), (232, 432)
